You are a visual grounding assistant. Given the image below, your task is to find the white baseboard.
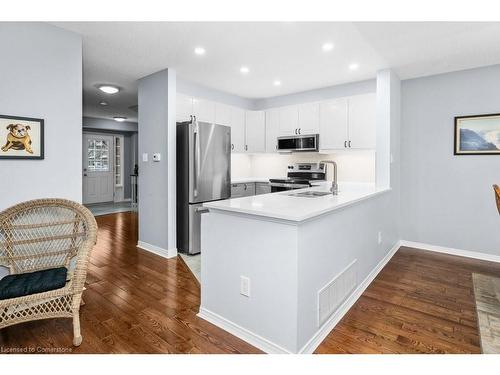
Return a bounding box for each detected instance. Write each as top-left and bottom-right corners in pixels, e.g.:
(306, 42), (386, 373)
(137, 241), (177, 259)
(197, 307), (292, 354)
(298, 240), (401, 354)
(400, 240), (500, 264)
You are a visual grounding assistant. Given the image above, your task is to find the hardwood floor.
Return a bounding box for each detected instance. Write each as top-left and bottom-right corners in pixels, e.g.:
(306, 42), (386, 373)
(0, 212), (261, 354)
(1, 212), (499, 353)
(316, 247), (500, 354)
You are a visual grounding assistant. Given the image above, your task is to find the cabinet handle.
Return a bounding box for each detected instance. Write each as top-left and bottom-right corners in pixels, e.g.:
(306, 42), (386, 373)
(231, 143), (234, 150)
(294, 129), (297, 135)
(299, 128), (301, 134)
(245, 145), (248, 151)
(244, 184), (247, 190)
(348, 140), (351, 148)
(275, 144), (278, 150)
(344, 140), (347, 148)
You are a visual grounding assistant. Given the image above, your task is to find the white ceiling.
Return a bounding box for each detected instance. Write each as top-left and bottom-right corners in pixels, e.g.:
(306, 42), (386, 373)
(52, 22), (500, 122)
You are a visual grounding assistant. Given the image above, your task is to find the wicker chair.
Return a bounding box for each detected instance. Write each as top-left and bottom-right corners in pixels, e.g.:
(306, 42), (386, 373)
(495, 185), (500, 215)
(0, 199), (97, 346)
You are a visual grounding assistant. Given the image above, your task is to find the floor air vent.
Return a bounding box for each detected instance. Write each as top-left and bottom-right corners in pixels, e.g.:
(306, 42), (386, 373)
(318, 259), (357, 327)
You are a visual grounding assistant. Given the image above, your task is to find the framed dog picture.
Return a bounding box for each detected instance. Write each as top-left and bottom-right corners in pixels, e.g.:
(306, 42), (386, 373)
(454, 113), (500, 155)
(0, 115), (44, 160)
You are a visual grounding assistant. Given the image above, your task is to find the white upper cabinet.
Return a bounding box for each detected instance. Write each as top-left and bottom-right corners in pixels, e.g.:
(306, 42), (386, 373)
(278, 106), (299, 136)
(348, 93), (376, 149)
(230, 107), (246, 153)
(265, 109), (280, 153)
(245, 111), (266, 153)
(215, 103), (232, 126)
(193, 98), (216, 123)
(176, 93), (193, 122)
(298, 102), (320, 135)
(319, 98), (348, 150)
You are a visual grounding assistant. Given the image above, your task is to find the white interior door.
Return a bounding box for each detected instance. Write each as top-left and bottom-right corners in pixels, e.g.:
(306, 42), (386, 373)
(83, 133), (114, 204)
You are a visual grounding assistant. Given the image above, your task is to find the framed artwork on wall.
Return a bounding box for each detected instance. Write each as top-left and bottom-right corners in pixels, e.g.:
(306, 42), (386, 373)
(0, 115), (44, 160)
(454, 113), (500, 155)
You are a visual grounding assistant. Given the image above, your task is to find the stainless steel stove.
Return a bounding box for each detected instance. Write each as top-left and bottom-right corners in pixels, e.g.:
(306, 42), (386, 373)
(269, 163), (326, 192)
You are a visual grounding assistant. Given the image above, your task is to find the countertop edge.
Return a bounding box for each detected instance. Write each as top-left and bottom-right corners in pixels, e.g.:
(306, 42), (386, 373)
(204, 187), (392, 222)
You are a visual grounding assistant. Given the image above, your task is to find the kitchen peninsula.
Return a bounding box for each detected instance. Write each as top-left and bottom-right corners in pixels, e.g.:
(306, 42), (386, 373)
(199, 181), (398, 353)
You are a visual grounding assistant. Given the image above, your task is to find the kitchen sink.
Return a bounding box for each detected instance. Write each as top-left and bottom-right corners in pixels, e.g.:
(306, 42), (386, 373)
(287, 191), (332, 198)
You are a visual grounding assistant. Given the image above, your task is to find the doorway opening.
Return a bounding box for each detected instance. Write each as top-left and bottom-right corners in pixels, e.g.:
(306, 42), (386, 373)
(82, 130), (138, 216)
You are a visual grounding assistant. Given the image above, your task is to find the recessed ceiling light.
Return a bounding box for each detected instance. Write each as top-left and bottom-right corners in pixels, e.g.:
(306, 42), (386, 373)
(240, 66), (249, 74)
(194, 47), (206, 55)
(273, 80), (281, 86)
(348, 63), (359, 71)
(113, 117), (127, 122)
(98, 85), (120, 94)
(99, 101), (108, 106)
(322, 42), (334, 52)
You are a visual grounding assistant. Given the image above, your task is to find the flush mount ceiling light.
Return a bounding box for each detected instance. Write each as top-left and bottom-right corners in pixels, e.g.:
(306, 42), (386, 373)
(113, 117), (127, 122)
(348, 63), (359, 71)
(240, 66), (250, 74)
(322, 42), (334, 52)
(194, 47), (206, 55)
(273, 80), (281, 86)
(99, 101), (108, 106)
(98, 85), (120, 94)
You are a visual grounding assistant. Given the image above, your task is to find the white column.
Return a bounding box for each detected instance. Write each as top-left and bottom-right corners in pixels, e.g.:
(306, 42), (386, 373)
(376, 69), (401, 190)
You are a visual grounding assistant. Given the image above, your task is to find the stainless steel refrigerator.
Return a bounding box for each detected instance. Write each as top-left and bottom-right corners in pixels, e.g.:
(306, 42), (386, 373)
(176, 117), (231, 254)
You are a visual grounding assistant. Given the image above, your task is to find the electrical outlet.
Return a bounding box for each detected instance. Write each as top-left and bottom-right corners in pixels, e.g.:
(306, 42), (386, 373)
(378, 231), (382, 245)
(240, 276), (250, 297)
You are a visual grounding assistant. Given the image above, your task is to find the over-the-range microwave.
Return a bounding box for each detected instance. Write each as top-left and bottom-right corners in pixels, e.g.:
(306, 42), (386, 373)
(277, 134), (319, 152)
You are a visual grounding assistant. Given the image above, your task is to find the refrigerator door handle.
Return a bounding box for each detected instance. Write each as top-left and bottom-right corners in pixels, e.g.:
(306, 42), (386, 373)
(193, 121), (200, 198)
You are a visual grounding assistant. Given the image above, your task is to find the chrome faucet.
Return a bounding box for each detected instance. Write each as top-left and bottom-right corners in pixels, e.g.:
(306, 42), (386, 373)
(320, 161), (338, 195)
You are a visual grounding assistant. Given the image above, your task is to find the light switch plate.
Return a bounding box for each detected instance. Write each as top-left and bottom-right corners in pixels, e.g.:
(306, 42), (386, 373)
(142, 153), (148, 162)
(240, 276), (250, 297)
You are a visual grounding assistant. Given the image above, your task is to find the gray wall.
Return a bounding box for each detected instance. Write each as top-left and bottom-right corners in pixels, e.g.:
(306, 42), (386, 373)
(138, 69), (177, 255)
(401, 65), (500, 255)
(177, 77), (255, 110)
(0, 23), (82, 209)
(254, 79), (376, 109)
(83, 116), (138, 132)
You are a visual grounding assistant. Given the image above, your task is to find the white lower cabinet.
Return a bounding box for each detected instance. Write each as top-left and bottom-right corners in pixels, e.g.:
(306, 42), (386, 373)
(245, 111), (266, 153)
(265, 109), (280, 153)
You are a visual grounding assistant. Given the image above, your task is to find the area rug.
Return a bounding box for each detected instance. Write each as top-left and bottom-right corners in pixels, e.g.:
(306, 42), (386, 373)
(472, 273), (500, 353)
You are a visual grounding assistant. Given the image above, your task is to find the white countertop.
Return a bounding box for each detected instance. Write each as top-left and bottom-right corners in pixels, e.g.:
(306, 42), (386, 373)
(204, 182), (391, 222)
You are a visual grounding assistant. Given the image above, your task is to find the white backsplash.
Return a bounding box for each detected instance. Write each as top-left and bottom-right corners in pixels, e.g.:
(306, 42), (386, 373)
(231, 150), (375, 183)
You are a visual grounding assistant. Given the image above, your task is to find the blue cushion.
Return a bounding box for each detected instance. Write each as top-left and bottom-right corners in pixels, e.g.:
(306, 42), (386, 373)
(0, 267), (68, 300)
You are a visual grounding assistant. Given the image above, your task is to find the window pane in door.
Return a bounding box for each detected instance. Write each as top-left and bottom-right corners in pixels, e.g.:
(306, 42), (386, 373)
(87, 139), (109, 172)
